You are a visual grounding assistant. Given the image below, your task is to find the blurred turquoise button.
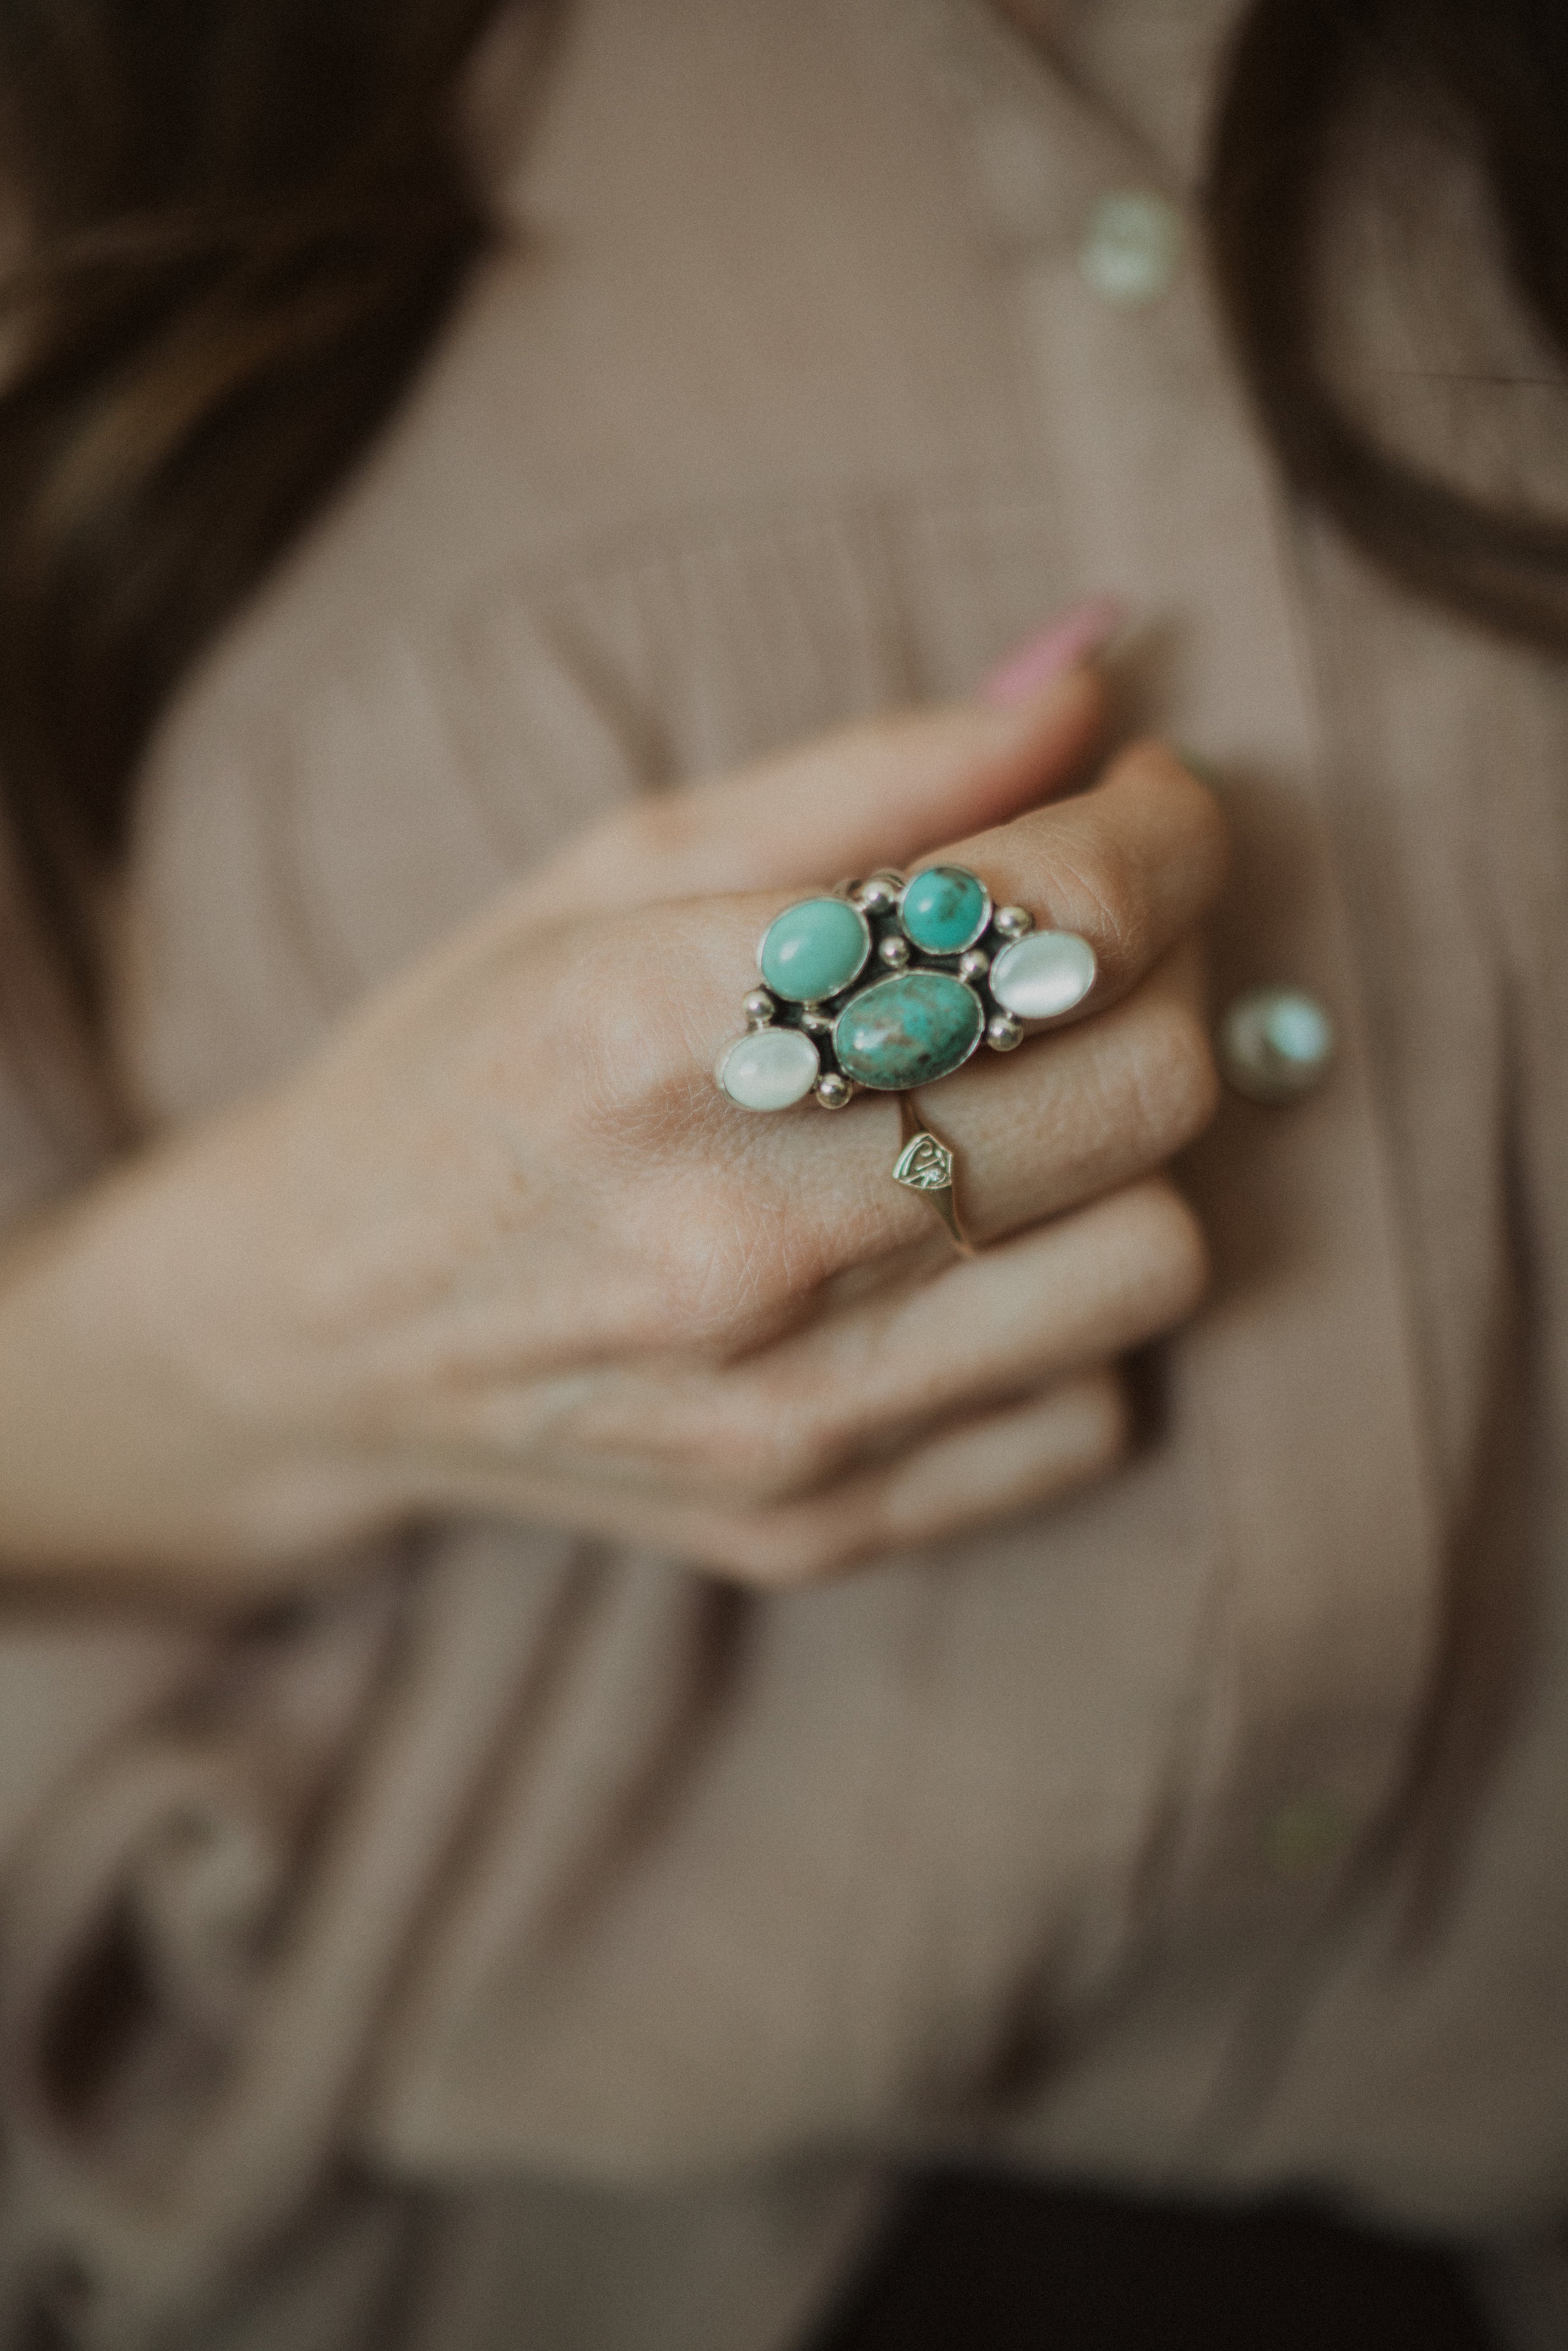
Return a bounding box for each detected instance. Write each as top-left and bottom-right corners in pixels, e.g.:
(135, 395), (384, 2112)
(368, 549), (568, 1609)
(1078, 189), (1185, 306)
(1220, 987), (1336, 1105)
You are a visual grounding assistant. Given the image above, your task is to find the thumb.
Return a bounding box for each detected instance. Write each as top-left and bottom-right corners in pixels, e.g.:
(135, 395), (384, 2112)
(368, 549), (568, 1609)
(523, 666), (1105, 922)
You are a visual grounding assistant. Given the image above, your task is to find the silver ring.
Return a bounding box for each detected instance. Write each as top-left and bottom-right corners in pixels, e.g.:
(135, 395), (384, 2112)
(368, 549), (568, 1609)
(891, 1093), (974, 1254)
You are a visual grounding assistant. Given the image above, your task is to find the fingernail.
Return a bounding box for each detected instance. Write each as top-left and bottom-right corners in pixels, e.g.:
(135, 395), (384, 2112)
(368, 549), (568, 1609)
(980, 594), (1127, 706)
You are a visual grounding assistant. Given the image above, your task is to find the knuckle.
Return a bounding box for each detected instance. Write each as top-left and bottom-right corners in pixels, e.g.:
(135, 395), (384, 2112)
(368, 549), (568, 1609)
(551, 976), (835, 1354)
(548, 927), (676, 1129)
(1123, 1179), (1213, 1322)
(629, 1197), (797, 1351)
(1182, 772), (1232, 891)
(620, 794), (696, 860)
(1113, 734), (1196, 793)
(1099, 736), (1232, 903)
(1070, 1367), (1134, 1477)
(1051, 828), (1146, 969)
(743, 1359), (861, 1484)
(552, 919), (731, 1156)
(599, 789), (747, 888)
(711, 1514), (853, 1588)
(1112, 734), (1208, 812)
(604, 1164), (832, 1357)
(758, 1413), (841, 1500)
(713, 1392), (840, 1504)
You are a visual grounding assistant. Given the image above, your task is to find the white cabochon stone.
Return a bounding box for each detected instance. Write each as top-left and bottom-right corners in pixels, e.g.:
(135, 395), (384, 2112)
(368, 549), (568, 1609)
(988, 931), (1097, 1022)
(717, 1026), (820, 1111)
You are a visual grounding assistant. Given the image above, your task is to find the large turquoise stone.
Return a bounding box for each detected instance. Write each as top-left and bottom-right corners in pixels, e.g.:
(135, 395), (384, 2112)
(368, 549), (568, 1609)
(758, 896), (871, 1002)
(833, 971), (984, 1090)
(899, 865), (991, 955)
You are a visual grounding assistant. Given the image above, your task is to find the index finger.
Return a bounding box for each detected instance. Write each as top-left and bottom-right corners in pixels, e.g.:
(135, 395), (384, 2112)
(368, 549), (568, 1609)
(933, 737), (1228, 1026)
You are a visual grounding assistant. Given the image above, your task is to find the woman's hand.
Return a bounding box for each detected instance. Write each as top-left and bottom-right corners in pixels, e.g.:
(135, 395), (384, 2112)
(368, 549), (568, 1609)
(0, 668), (1226, 1602)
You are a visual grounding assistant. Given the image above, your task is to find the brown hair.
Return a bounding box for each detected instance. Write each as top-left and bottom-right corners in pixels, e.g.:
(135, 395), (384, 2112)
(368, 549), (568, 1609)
(0, 0), (1564, 1086)
(1206, 0), (1568, 651)
(0, 0), (516, 1101)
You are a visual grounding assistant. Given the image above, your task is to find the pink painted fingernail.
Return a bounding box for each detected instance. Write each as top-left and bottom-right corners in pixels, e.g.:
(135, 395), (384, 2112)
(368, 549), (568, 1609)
(980, 594), (1127, 705)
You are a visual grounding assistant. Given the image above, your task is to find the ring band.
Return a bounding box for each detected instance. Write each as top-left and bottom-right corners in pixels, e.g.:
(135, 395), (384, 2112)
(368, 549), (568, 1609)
(893, 1093), (974, 1255)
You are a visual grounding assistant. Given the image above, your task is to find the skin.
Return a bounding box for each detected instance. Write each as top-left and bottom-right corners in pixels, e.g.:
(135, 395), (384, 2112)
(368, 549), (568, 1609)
(0, 667), (1227, 1608)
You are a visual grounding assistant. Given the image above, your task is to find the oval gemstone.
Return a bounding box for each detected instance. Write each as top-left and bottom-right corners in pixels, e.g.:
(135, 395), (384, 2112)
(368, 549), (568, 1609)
(899, 865), (991, 955)
(989, 930), (1097, 1021)
(758, 897), (870, 1003)
(717, 1026), (819, 1111)
(833, 972), (984, 1090)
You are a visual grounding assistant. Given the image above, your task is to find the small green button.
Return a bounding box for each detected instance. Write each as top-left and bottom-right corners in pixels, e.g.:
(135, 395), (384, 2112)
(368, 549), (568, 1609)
(1220, 987), (1336, 1105)
(1078, 189), (1185, 307)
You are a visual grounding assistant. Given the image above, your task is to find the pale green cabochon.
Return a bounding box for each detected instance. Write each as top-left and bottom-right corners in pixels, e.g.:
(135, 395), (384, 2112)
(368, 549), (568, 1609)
(988, 931), (1096, 1021)
(833, 971), (985, 1090)
(898, 865), (991, 955)
(758, 896), (871, 1002)
(717, 1026), (820, 1111)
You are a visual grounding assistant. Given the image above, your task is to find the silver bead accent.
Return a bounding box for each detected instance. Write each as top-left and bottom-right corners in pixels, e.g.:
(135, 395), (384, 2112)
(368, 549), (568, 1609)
(987, 1012), (1024, 1052)
(799, 1007), (834, 1033)
(958, 948), (990, 982)
(743, 988), (775, 1026)
(815, 1071), (854, 1109)
(853, 873), (903, 916)
(993, 905), (1034, 940)
(877, 934), (912, 967)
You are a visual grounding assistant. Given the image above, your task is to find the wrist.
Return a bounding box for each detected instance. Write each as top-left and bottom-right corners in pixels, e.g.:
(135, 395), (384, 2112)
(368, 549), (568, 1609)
(0, 1099), (402, 1600)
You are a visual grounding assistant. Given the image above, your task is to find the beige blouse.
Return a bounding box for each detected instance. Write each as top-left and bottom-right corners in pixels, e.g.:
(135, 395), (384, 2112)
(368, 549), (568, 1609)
(3, 3), (1567, 2345)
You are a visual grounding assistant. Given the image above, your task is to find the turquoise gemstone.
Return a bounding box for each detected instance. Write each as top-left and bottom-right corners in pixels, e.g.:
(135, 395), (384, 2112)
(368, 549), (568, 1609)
(833, 971), (984, 1090)
(758, 896), (871, 1002)
(899, 865), (991, 955)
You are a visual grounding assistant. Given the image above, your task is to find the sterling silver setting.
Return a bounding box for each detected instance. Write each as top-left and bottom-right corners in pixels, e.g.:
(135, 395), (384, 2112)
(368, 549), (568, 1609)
(716, 867), (1097, 1114)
